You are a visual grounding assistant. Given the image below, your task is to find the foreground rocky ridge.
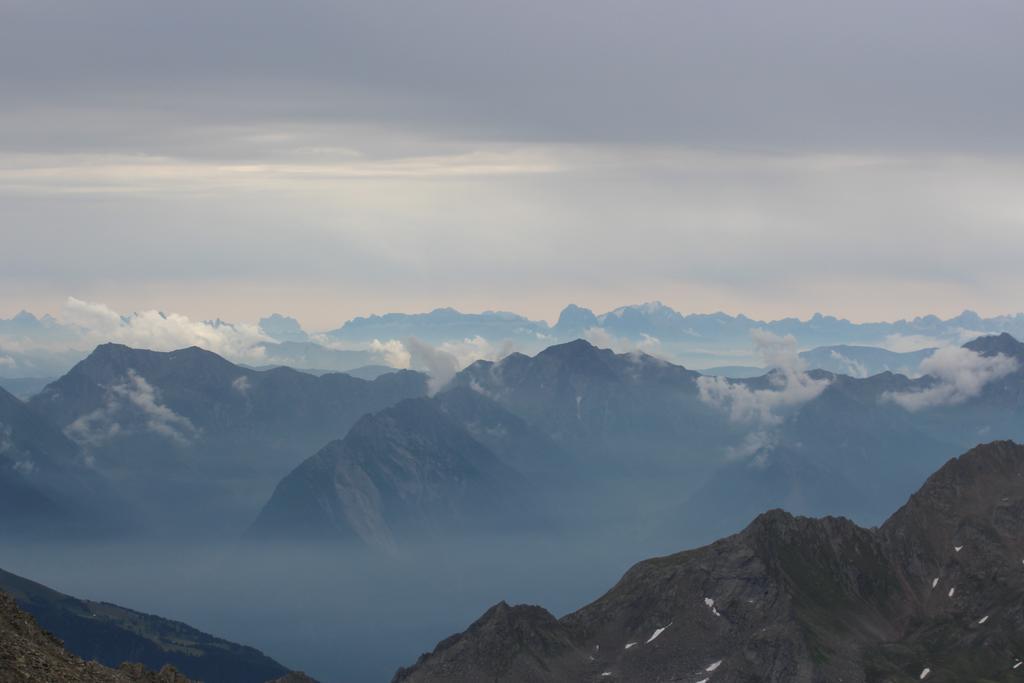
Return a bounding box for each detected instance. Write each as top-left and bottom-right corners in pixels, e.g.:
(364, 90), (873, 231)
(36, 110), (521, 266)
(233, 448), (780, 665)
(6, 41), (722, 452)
(0, 567), (292, 683)
(394, 441), (1024, 683)
(0, 590), (190, 683)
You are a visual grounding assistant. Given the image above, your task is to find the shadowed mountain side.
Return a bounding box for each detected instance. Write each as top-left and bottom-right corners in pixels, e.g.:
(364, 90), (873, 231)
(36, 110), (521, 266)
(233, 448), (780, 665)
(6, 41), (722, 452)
(394, 441), (1024, 683)
(433, 385), (571, 477)
(0, 384), (126, 538)
(26, 343), (428, 537)
(246, 398), (535, 551)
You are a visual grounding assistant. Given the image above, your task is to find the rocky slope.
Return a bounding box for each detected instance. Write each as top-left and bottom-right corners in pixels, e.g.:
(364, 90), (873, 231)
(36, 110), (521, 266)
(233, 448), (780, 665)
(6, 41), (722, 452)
(0, 568), (292, 683)
(394, 441), (1024, 683)
(0, 589), (191, 683)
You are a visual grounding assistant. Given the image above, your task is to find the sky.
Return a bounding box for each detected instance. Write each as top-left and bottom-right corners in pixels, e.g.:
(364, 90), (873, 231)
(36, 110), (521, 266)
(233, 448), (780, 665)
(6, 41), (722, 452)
(2, 0), (1023, 329)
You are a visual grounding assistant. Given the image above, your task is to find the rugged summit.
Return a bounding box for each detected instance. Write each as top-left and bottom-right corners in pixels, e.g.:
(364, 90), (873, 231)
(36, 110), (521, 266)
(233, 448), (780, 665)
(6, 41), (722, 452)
(394, 441), (1024, 683)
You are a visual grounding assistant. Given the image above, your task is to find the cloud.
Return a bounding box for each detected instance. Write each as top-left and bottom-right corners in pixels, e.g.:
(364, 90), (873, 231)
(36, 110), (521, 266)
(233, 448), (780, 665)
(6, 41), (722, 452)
(0, 355), (15, 369)
(438, 336), (519, 369)
(698, 330), (831, 425)
(12, 459), (35, 476)
(882, 328), (984, 353)
(369, 339), (412, 369)
(60, 297), (269, 361)
(0, 424), (11, 455)
(583, 327), (663, 356)
(405, 337), (461, 395)
(829, 350), (868, 378)
(231, 375), (251, 395)
(368, 336), (521, 394)
(883, 346), (1018, 411)
(698, 330), (831, 459)
(67, 370), (198, 446)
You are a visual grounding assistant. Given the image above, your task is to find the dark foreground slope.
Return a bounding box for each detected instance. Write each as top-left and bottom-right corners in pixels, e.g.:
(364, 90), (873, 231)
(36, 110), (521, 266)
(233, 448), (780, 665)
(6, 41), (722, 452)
(394, 441), (1024, 683)
(0, 568), (295, 683)
(0, 589), (192, 683)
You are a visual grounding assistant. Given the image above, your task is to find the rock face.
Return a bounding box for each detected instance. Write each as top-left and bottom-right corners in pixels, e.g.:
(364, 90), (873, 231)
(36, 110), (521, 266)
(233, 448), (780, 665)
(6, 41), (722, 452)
(247, 397), (531, 550)
(0, 567), (291, 683)
(450, 339), (724, 468)
(394, 441), (1024, 683)
(0, 589), (191, 683)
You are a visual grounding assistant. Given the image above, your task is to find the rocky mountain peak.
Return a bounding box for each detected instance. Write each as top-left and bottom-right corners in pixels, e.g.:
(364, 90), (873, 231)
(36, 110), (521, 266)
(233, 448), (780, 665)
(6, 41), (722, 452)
(963, 332), (1024, 360)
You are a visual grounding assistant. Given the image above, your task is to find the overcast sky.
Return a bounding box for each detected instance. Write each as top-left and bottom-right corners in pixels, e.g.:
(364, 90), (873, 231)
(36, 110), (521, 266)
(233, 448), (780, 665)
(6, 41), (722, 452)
(2, 0), (1023, 328)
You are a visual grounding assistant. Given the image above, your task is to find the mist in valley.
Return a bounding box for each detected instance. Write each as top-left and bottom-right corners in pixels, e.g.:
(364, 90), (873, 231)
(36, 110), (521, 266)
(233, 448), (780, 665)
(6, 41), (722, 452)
(2, 528), (689, 682)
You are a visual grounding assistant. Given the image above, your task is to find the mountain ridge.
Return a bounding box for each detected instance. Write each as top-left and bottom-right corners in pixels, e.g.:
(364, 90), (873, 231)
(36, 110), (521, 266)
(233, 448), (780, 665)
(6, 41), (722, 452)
(393, 441), (1024, 683)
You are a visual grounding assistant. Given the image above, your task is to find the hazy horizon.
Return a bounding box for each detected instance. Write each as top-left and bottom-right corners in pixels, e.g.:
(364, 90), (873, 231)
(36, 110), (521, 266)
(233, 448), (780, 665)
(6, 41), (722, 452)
(3, 297), (1024, 335)
(4, 1), (1024, 328)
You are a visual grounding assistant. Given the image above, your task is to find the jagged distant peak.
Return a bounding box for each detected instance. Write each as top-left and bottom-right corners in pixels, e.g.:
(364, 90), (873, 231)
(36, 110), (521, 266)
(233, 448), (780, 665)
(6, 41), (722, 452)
(962, 332), (1023, 358)
(602, 300), (678, 318)
(12, 309), (39, 322)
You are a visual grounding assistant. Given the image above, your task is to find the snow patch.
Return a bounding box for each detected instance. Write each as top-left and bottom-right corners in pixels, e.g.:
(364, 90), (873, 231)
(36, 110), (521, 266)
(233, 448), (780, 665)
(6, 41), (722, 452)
(948, 587), (956, 598)
(624, 642), (636, 650)
(931, 578), (939, 589)
(645, 624), (670, 644)
(954, 545), (963, 553)
(703, 597), (721, 616)
(978, 615), (989, 624)
(706, 660), (722, 672)
(920, 668), (931, 679)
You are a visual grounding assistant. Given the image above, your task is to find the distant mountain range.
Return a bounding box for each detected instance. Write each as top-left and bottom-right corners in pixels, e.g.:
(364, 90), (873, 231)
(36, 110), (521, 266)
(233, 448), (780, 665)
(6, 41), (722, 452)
(327, 302), (1024, 357)
(244, 333), (1024, 555)
(704, 344), (937, 378)
(0, 567), (297, 683)
(393, 440), (1024, 683)
(6, 302), (1024, 379)
(7, 331), (1024, 555)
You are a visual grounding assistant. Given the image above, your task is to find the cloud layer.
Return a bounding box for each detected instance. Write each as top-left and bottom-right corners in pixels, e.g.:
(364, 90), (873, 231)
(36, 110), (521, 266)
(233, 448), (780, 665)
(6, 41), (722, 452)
(698, 330), (831, 460)
(2, 3), (1023, 325)
(883, 347), (1019, 411)
(698, 330), (831, 426)
(61, 297), (269, 360)
(67, 370), (199, 448)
